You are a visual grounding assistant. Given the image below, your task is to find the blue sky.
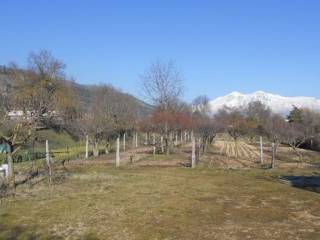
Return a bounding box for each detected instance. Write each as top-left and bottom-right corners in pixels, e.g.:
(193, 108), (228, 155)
(1, 0), (320, 101)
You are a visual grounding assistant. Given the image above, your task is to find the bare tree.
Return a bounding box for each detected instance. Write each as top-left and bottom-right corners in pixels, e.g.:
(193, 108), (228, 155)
(301, 108), (320, 149)
(265, 113), (288, 167)
(284, 107), (320, 157)
(192, 95), (211, 115)
(0, 50), (79, 187)
(246, 101), (271, 138)
(192, 95), (216, 152)
(78, 84), (140, 156)
(140, 60), (184, 154)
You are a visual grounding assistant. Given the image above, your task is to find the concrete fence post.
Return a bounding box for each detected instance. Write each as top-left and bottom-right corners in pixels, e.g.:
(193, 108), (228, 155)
(271, 142), (276, 168)
(46, 140), (52, 182)
(85, 135), (89, 159)
(7, 143), (14, 187)
(192, 137), (196, 168)
(135, 132), (138, 148)
(123, 133), (126, 151)
(161, 136), (164, 153)
(153, 133), (156, 155)
(260, 136), (263, 164)
(116, 137), (120, 167)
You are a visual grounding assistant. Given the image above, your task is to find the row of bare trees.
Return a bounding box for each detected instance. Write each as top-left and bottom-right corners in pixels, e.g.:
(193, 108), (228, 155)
(138, 60), (221, 155)
(1, 51), (320, 188)
(0, 53), (186, 187)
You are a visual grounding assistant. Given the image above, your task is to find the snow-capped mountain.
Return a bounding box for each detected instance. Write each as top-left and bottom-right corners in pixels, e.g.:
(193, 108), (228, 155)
(209, 91), (320, 115)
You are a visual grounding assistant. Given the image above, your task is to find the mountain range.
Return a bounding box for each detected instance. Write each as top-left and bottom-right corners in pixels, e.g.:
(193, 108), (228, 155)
(209, 91), (320, 115)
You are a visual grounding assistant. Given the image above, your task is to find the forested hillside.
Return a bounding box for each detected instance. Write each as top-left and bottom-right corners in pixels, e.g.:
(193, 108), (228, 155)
(0, 65), (151, 117)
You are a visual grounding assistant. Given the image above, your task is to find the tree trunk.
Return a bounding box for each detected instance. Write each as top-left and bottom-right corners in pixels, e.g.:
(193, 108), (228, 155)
(145, 133), (148, 145)
(165, 138), (170, 155)
(203, 138), (207, 153)
(105, 140), (109, 154)
(197, 138), (201, 159)
(93, 141), (99, 157)
(209, 135), (216, 144)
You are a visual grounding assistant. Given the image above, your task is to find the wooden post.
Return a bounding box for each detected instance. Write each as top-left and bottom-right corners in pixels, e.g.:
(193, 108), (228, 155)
(260, 136), (263, 164)
(180, 132), (183, 143)
(123, 133), (126, 151)
(271, 142), (275, 168)
(116, 137), (120, 167)
(46, 140), (52, 182)
(85, 135), (89, 159)
(192, 137), (196, 168)
(175, 134), (178, 145)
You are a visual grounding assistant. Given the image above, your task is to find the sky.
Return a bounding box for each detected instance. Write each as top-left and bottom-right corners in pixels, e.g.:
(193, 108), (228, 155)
(1, 0), (320, 102)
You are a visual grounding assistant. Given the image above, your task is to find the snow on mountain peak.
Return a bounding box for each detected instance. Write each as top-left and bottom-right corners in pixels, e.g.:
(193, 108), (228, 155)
(209, 91), (320, 115)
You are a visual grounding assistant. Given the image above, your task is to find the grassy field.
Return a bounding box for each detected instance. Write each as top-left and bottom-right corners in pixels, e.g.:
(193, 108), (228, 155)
(1, 141), (320, 240)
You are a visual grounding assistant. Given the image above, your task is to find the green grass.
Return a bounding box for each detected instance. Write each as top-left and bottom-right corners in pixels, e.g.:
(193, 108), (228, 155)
(34, 130), (77, 149)
(1, 163), (320, 240)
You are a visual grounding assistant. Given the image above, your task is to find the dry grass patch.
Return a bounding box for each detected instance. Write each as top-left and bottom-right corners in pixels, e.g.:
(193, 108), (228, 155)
(0, 162), (320, 239)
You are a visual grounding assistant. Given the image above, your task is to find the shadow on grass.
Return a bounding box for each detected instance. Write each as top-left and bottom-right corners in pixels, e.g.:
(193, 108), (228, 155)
(280, 176), (320, 193)
(0, 223), (62, 240)
(0, 221), (100, 240)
